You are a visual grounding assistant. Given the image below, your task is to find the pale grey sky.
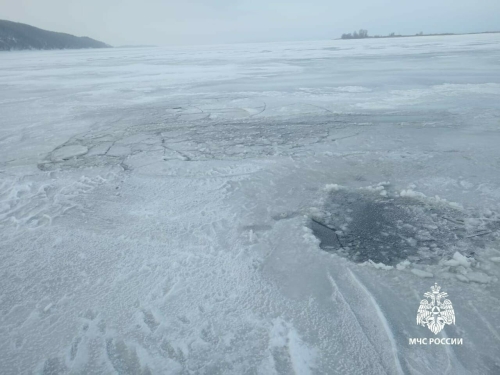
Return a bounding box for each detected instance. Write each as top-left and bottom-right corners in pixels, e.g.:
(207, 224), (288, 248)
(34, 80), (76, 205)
(1, 0), (499, 46)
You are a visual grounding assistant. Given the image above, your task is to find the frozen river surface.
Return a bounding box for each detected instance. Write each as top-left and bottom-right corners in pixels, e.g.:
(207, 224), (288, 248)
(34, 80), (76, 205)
(1, 35), (500, 374)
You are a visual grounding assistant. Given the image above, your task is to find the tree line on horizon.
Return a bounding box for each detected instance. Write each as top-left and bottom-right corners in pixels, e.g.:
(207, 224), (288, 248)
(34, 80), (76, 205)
(341, 29), (369, 39)
(341, 29), (431, 40)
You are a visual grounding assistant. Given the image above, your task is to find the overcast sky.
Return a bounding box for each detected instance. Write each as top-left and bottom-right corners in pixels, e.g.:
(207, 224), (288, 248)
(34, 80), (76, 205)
(1, 0), (499, 46)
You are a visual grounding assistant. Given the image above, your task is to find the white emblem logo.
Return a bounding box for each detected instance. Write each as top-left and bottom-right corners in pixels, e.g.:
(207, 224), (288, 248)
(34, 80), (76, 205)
(417, 283), (455, 334)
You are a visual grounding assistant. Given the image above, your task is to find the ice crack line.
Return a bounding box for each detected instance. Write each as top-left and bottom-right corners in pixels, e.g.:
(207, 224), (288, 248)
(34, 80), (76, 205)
(311, 218), (345, 249)
(327, 272), (388, 373)
(347, 268), (405, 375)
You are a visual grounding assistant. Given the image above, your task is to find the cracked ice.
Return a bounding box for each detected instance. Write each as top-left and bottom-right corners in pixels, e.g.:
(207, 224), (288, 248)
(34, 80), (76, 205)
(1, 35), (500, 374)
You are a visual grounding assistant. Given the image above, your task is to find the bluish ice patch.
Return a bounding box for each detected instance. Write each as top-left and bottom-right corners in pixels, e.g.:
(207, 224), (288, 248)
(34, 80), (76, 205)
(311, 187), (497, 265)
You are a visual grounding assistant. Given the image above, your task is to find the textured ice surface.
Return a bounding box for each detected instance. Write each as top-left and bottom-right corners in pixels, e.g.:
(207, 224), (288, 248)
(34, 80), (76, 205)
(1, 35), (500, 374)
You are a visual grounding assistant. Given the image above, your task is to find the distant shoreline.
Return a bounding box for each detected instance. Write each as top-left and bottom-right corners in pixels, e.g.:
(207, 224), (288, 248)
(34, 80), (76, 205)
(116, 45), (157, 49)
(336, 30), (500, 41)
(0, 19), (110, 51)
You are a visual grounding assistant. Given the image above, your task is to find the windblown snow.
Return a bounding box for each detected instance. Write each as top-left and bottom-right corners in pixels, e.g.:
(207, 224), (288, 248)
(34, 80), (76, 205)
(1, 35), (500, 374)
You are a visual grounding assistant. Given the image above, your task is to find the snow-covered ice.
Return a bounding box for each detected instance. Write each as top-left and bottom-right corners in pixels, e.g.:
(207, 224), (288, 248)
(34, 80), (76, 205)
(1, 34), (500, 374)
